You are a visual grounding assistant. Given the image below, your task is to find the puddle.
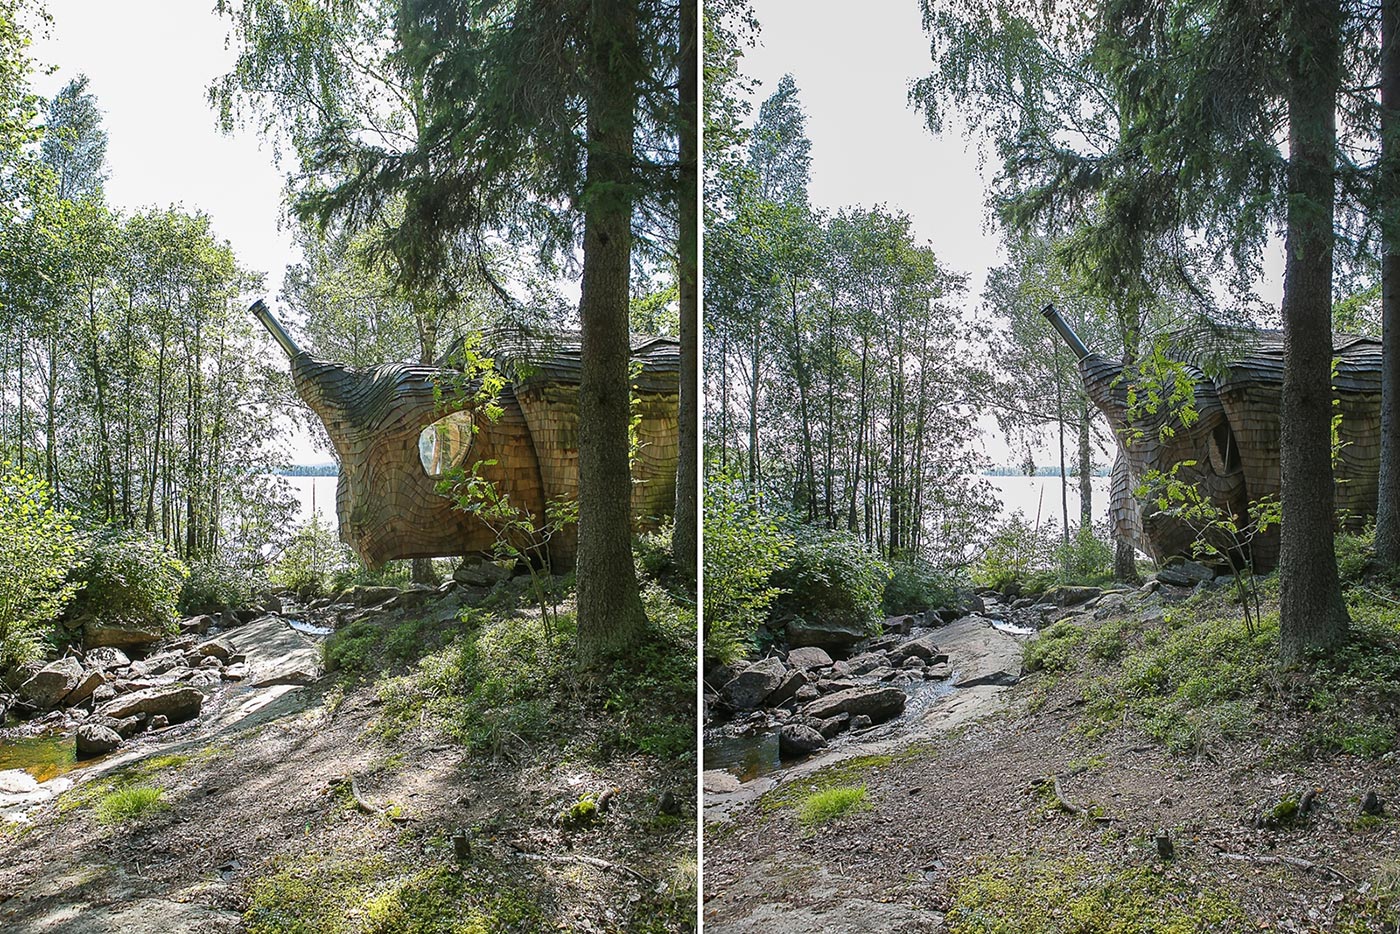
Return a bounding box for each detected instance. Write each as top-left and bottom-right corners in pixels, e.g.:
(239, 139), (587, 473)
(286, 618), (333, 638)
(991, 619), (1037, 636)
(704, 728), (780, 783)
(0, 731), (97, 782)
(703, 675), (962, 782)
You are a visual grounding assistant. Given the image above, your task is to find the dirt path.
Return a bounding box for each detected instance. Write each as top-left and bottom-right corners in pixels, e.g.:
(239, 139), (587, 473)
(0, 602), (694, 933)
(702, 603), (1400, 933)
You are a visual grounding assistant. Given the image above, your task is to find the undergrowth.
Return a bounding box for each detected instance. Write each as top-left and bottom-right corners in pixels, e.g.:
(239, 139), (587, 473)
(946, 855), (1248, 932)
(1027, 579), (1400, 758)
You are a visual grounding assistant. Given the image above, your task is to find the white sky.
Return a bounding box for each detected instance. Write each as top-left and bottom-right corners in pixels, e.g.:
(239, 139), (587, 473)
(739, 0), (1285, 467)
(30, 1), (322, 463)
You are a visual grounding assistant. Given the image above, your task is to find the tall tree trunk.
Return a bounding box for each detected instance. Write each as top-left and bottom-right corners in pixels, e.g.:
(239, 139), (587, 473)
(411, 306), (440, 586)
(575, 0), (647, 663)
(1078, 403), (1092, 532)
(1375, 0), (1400, 565)
(789, 276), (817, 521)
(1278, 0), (1349, 660)
(672, 0), (698, 579)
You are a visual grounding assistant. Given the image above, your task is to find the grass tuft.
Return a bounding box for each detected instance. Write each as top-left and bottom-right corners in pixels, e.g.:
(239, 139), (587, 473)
(797, 786), (869, 827)
(95, 786), (165, 826)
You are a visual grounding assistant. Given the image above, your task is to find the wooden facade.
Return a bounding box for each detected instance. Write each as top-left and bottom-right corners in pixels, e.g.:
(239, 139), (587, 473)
(253, 302), (680, 569)
(1045, 307), (1382, 572)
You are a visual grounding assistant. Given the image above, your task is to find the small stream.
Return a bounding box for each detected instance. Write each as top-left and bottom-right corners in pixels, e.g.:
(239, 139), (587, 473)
(0, 615), (329, 784)
(703, 674), (962, 781)
(0, 730), (94, 782)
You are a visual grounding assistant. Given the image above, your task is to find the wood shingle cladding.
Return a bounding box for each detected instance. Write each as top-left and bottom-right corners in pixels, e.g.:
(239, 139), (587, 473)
(1075, 329), (1382, 572)
(273, 313), (680, 569)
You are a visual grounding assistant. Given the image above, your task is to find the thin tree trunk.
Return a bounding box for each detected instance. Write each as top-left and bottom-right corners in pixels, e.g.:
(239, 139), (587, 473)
(1375, 0), (1400, 565)
(1078, 403), (1093, 532)
(1278, 0), (1350, 660)
(672, 0), (698, 580)
(575, 0), (647, 663)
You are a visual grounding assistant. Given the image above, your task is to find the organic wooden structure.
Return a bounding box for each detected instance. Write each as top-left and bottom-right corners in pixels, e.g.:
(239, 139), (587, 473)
(1043, 306), (1382, 571)
(251, 301), (680, 568)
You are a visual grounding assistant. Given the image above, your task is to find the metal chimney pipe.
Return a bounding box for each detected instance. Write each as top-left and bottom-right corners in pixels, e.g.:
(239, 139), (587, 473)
(1041, 303), (1091, 360)
(250, 299), (303, 358)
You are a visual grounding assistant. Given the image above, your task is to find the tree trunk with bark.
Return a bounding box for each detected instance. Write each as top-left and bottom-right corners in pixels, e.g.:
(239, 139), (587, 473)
(575, 0), (648, 663)
(671, 0), (698, 580)
(1375, 0), (1400, 566)
(1278, 0), (1350, 660)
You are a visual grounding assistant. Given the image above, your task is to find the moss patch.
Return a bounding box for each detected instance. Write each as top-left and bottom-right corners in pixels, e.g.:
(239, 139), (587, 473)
(760, 746), (932, 813)
(946, 855), (1249, 933)
(244, 855), (547, 934)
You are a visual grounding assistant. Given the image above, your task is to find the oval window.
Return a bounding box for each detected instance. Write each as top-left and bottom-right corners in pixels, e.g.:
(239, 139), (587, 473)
(418, 410), (475, 478)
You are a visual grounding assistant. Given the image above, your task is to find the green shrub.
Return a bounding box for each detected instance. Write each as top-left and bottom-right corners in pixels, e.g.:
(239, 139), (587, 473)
(1024, 620), (1085, 673)
(0, 468), (85, 669)
(180, 559), (257, 614)
(269, 512), (354, 597)
(972, 513), (1058, 592)
(702, 476), (792, 663)
(797, 786), (869, 827)
(1336, 524), (1375, 585)
(771, 525), (890, 640)
(1053, 524), (1114, 586)
(70, 529), (187, 636)
(882, 562), (961, 615)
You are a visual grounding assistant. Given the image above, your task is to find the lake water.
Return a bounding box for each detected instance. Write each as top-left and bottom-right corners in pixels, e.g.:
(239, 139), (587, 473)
(982, 474), (1112, 530)
(283, 475), (339, 524)
(281, 473), (1110, 529)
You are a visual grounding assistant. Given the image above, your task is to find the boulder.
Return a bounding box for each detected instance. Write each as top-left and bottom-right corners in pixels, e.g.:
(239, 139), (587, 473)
(98, 685), (203, 725)
(148, 714), (170, 730)
(195, 637), (235, 662)
(721, 658), (786, 710)
(764, 669), (808, 707)
(890, 632), (941, 664)
(179, 615), (214, 636)
(845, 652), (888, 676)
(20, 657), (84, 709)
(785, 646), (833, 670)
(882, 615), (914, 636)
(801, 686), (906, 724)
(1156, 560), (1215, 587)
(223, 663), (250, 681)
(132, 651), (187, 679)
(82, 617), (169, 650)
(777, 723), (827, 758)
(91, 684), (117, 705)
(850, 714), (873, 731)
(784, 617), (871, 652)
(452, 560), (513, 588)
(75, 723), (122, 758)
(814, 713), (850, 738)
(64, 669), (108, 707)
(1042, 585), (1102, 607)
(793, 684), (820, 703)
(84, 647), (130, 671)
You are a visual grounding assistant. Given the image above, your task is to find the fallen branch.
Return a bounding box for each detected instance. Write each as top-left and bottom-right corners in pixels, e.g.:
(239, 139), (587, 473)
(509, 845), (651, 884)
(1216, 850), (1356, 885)
(1028, 775), (1115, 823)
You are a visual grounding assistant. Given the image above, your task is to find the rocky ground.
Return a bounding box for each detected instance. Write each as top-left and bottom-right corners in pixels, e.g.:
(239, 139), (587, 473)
(703, 571), (1400, 933)
(0, 571), (696, 933)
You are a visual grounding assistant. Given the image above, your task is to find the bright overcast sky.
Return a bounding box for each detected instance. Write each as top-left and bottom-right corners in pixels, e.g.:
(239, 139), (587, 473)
(30, 1), (319, 462)
(739, 0), (1285, 467)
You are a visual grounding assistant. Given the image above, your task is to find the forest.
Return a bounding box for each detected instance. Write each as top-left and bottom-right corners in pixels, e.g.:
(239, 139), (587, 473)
(703, 0), (1400, 932)
(0, 1), (697, 931)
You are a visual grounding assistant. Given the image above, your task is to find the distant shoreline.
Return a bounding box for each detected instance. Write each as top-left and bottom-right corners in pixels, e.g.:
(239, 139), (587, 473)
(279, 464), (338, 477)
(983, 466), (1111, 478)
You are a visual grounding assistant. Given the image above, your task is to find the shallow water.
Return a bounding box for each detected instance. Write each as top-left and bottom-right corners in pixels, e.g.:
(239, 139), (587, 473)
(0, 731), (92, 782)
(703, 675), (963, 781)
(286, 618), (334, 637)
(990, 619), (1038, 637)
